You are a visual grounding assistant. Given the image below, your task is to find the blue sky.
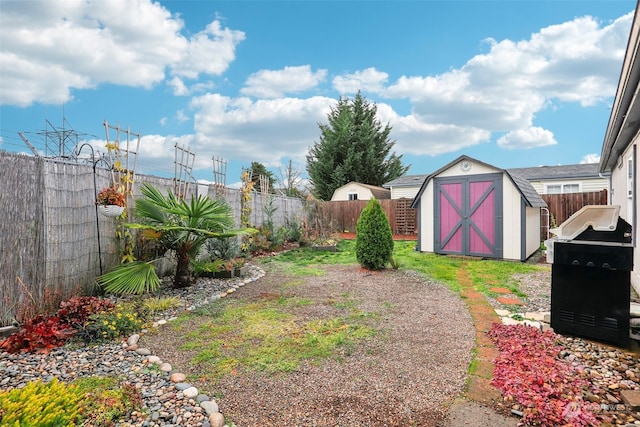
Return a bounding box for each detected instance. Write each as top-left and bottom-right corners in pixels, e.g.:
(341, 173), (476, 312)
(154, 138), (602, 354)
(0, 0), (636, 190)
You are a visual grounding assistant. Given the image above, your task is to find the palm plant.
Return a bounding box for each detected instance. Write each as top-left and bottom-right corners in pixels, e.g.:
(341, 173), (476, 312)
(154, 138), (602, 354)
(126, 183), (253, 289)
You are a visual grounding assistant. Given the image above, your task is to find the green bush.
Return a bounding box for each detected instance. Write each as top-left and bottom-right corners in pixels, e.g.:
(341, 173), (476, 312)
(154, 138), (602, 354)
(205, 236), (241, 260)
(77, 303), (143, 343)
(0, 378), (83, 426)
(0, 376), (142, 426)
(355, 198), (394, 270)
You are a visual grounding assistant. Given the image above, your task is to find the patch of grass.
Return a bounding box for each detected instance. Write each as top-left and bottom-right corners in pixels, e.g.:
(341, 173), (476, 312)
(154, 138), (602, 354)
(391, 241), (464, 291)
(174, 293), (377, 380)
(280, 279), (304, 289)
(390, 241), (546, 299)
(266, 240), (357, 266)
(466, 260), (545, 299)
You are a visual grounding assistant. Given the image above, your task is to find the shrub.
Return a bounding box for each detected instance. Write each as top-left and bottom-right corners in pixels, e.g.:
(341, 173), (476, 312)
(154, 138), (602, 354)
(0, 315), (76, 354)
(355, 199), (394, 270)
(282, 219), (302, 242)
(206, 236), (241, 260)
(0, 377), (143, 426)
(57, 296), (115, 328)
(0, 378), (83, 425)
(77, 303), (143, 343)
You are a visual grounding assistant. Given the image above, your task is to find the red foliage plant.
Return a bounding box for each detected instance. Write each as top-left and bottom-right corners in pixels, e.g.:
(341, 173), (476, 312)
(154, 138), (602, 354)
(487, 323), (597, 426)
(0, 315), (76, 354)
(57, 296), (115, 327)
(0, 296), (115, 354)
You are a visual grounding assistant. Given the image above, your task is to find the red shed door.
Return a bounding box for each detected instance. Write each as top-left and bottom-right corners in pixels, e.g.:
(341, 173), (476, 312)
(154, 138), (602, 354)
(434, 174), (502, 258)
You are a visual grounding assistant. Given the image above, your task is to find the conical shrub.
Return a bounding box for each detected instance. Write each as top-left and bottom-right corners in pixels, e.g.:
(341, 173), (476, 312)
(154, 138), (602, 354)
(355, 198), (394, 270)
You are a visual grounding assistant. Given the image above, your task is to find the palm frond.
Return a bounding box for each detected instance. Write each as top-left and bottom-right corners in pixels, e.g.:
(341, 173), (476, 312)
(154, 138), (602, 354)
(96, 261), (160, 295)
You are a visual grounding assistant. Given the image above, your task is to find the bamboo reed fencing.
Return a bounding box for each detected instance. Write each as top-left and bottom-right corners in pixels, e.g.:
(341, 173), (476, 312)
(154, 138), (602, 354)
(0, 152), (303, 326)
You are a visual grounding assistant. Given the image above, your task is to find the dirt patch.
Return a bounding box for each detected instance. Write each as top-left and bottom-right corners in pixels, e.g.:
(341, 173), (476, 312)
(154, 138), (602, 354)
(139, 264), (475, 426)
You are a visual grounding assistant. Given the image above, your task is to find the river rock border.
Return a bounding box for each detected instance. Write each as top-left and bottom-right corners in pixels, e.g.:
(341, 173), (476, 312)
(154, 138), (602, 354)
(120, 265), (265, 427)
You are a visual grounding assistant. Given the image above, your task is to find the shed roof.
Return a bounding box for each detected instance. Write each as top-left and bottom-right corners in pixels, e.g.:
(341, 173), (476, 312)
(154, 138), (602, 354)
(410, 155), (547, 209)
(333, 182), (391, 199)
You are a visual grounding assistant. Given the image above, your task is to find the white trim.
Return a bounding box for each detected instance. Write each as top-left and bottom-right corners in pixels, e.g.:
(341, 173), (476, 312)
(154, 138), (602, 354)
(543, 181), (583, 194)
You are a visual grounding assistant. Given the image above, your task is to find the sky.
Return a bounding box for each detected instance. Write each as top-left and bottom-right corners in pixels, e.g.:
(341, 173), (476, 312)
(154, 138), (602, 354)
(0, 0), (637, 190)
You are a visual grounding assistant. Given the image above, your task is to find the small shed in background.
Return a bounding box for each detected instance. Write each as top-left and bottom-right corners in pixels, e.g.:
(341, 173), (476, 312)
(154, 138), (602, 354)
(330, 182), (391, 201)
(411, 155), (547, 261)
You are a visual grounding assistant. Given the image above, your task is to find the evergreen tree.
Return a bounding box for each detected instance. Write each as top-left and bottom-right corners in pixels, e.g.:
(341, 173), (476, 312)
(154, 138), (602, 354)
(355, 198), (394, 270)
(250, 161), (275, 193)
(306, 91), (409, 200)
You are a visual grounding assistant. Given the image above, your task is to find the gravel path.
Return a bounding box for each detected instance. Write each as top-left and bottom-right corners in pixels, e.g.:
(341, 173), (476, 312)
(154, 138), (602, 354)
(140, 264), (477, 427)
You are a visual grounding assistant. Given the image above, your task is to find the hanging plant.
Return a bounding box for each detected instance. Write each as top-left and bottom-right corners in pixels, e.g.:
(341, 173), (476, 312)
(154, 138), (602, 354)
(96, 186), (126, 207)
(96, 186), (126, 217)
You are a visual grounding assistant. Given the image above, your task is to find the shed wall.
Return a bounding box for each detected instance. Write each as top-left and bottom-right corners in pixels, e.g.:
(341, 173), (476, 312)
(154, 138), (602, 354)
(502, 174), (523, 261)
(331, 184), (374, 201)
(525, 206), (541, 259)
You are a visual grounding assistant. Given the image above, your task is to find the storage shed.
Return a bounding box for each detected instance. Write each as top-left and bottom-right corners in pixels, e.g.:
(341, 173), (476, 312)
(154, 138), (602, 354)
(330, 182), (390, 201)
(411, 155), (547, 261)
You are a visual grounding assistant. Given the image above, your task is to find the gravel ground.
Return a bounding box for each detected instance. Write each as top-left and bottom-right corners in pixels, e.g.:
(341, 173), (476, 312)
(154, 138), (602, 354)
(139, 264), (477, 427)
(6, 258), (640, 426)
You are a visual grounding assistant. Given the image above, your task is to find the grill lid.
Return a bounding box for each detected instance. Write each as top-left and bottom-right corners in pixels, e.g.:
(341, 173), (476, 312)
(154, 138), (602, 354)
(550, 205), (623, 240)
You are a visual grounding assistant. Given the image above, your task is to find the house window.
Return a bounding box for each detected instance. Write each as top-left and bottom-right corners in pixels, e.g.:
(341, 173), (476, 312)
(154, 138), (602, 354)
(348, 193), (358, 201)
(544, 183), (581, 194)
(546, 185), (561, 194)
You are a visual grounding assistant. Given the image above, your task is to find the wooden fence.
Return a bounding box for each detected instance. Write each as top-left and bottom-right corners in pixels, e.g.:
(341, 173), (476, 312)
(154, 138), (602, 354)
(540, 189), (608, 240)
(315, 198), (417, 235)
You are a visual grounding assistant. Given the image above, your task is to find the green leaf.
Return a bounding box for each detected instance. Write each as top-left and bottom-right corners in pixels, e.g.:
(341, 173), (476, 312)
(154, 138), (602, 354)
(96, 261), (160, 295)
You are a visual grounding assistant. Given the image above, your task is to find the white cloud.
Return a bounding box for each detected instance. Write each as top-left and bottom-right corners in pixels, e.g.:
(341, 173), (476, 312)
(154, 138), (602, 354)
(382, 12), (632, 153)
(241, 65), (327, 98)
(580, 153), (601, 164)
(176, 110), (190, 123)
(189, 94), (335, 165)
(332, 68), (389, 94)
(168, 77), (189, 96)
(0, 0), (244, 106)
(159, 117), (168, 126)
(496, 127), (557, 150)
(170, 20), (245, 79)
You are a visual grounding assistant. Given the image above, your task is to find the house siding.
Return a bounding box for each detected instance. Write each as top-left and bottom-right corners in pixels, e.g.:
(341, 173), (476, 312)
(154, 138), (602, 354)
(391, 187), (421, 200)
(610, 141), (640, 290)
(528, 178), (609, 194)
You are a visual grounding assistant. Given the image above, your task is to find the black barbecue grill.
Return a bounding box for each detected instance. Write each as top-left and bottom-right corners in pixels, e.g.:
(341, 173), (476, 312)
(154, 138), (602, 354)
(548, 206), (633, 347)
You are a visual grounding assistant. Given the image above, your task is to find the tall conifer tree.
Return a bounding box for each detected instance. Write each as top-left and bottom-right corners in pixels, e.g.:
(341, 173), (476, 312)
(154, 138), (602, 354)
(306, 91), (409, 200)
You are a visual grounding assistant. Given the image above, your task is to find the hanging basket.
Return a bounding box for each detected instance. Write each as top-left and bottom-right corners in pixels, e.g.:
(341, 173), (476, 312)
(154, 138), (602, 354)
(98, 204), (125, 218)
